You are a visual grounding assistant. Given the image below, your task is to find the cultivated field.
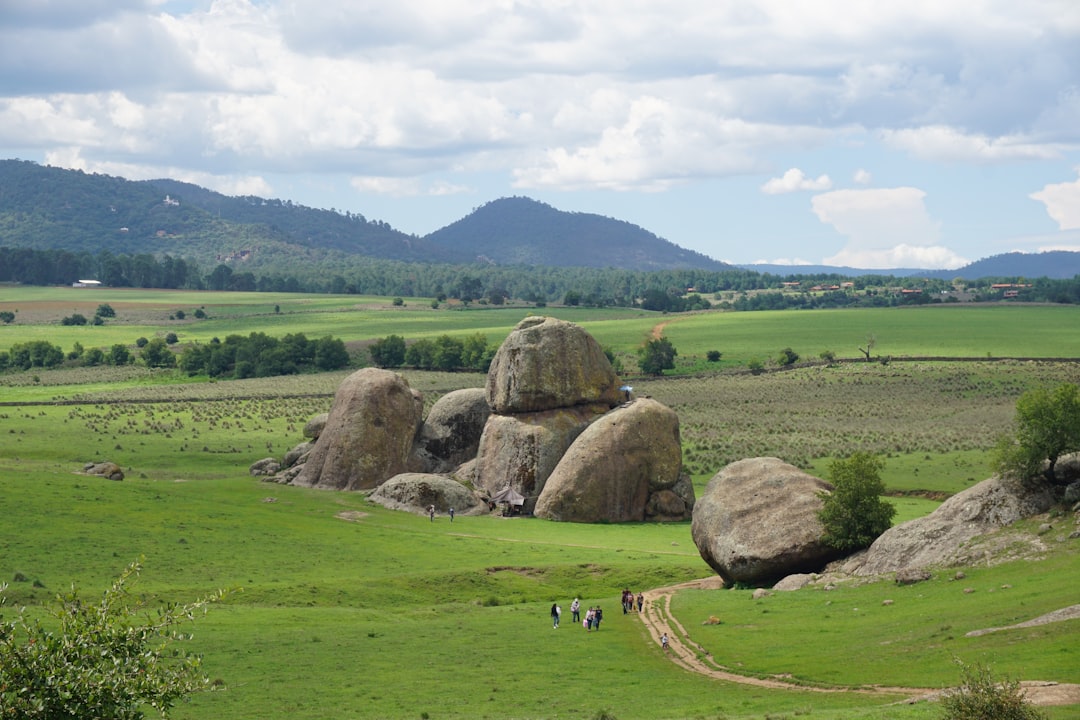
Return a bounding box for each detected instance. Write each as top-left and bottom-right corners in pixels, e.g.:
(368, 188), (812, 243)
(1, 286), (1078, 719)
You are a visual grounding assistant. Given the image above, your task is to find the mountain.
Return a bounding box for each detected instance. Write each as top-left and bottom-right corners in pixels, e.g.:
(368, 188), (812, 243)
(423, 197), (732, 271)
(739, 251), (1080, 280)
(0, 160), (460, 266)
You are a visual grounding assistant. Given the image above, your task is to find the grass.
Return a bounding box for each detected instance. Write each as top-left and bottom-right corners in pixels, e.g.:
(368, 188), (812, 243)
(1, 289), (1078, 718)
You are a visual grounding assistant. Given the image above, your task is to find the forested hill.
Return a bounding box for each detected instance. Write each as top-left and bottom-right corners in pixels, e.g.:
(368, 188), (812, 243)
(0, 160), (458, 265)
(425, 197), (731, 271)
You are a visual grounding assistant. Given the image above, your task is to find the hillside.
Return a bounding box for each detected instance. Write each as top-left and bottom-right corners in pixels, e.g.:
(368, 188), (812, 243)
(424, 196), (732, 271)
(0, 160), (460, 267)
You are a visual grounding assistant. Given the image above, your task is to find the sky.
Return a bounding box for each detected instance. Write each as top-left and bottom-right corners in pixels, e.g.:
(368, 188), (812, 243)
(2, 1), (1079, 269)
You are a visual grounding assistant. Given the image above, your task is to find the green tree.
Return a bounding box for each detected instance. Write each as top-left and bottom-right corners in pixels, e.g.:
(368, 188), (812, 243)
(95, 303), (115, 318)
(368, 335), (406, 368)
(994, 383), (1080, 485)
(777, 347), (800, 366)
(61, 313), (88, 326)
(706, 350), (722, 362)
(140, 338), (176, 368)
(818, 452), (896, 551)
(108, 344), (131, 366)
(164, 332), (179, 345)
(940, 659), (1047, 720)
(0, 559), (231, 720)
(0, 310), (14, 324)
(313, 336), (349, 371)
(638, 336), (677, 376)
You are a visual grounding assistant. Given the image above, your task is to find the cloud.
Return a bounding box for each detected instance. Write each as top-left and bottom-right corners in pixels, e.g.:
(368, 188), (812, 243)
(43, 147), (274, 197)
(853, 168), (872, 185)
(881, 125), (1063, 163)
(813, 187), (968, 269)
(350, 176), (470, 197)
(761, 168), (832, 194)
(1030, 172), (1080, 230)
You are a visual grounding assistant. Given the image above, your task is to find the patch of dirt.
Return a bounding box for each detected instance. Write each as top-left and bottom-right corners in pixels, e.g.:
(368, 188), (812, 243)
(637, 577), (1080, 707)
(335, 510), (369, 522)
(485, 566), (546, 577)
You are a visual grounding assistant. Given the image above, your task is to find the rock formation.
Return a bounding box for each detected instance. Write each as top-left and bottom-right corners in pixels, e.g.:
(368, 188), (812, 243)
(472, 316), (623, 506)
(691, 457), (844, 586)
(535, 398), (692, 522)
(292, 368), (423, 491)
(837, 475), (1056, 576)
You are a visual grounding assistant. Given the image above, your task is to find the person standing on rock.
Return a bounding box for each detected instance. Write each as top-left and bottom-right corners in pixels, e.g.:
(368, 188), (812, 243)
(570, 597), (581, 623)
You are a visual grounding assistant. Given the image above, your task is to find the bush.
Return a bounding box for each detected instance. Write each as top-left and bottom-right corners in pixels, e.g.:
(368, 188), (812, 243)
(778, 347), (799, 366)
(369, 334), (406, 368)
(0, 559), (231, 720)
(994, 383), (1080, 486)
(135, 337), (149, 348)
(0, 310), (14, 324)
(61, 313), (88, 326)
(818, 452), (896, 551)
(706, 350), (722, 362)
(94, 303), (115, 318)
(391, 297), (404, 306)
(638, 337), (677, 376)
(193, 308), (206, 319)
(165, 332), (179, 345)
(940, 659), (1047, 720)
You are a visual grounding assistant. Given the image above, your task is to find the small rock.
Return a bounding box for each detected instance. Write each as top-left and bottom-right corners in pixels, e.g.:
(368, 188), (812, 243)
(963, 587), (976, 594)
(882, 599), (894, 606)
(895, 568), (932, 585)
(1001, 584), (1012, 589)
(1037, 523), (1053, 535)
(752, 588), (772, 600)
(953, 571), (966, 581)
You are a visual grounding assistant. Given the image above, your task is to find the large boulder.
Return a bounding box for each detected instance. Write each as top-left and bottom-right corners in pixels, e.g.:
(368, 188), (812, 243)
(485, 316), (623, 414)
(369, 473), (481, 514)
(411, 388), (491, 473)
(839, 475), (1056, 576)
(472, 405), (605, 506)
(535, 399), (690, 522)
(691, 457), (843, 586)
(292, 368), (423, 491)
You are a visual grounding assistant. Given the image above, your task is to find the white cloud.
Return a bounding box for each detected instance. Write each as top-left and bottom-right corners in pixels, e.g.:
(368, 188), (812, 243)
(881, 125), (1063, 163)
(813, 187), (968, 269)
(853, 168), (872, 185)
(761, 168), (832, 194)
(350, 176), (469, 197)
(1030, 172), (1080, 230)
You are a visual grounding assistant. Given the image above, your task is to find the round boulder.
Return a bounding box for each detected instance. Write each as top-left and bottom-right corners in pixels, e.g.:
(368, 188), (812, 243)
(368, 473), (481, 514)
(292, 368), (423, 491)
(534, 399), (686, 522)
(486, 316), (623, 414)
(691, 457), (843, 586)
(412, 388), (491, 473)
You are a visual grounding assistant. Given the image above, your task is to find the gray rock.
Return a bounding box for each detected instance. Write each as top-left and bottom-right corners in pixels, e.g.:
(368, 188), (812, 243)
(895, 568), (932, 585)
(842, 475), (1055, 576)
(472, 405), (604, 505)
(249, 457), (281, 476)
(773, 573), (814, 591)
(369, 473), (481, 514)
(534, 399), (690, 523)
(283, 441), (313, 468)
(84, 461), (124, 481)
(485, 316), (623, 414)
(303, 413), (329, 440)
(691, 457), (843, 586)
(292, 368), (423, 491)
(412, 388), (490, 473)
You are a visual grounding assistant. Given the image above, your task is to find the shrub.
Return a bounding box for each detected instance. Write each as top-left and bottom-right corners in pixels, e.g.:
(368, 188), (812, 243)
(778, 347), (799, 366)
(994, 383), (1080, 486)
(818, 452), (895, 551)
(193, 308), (206, 319)
(391, 297), (404, 307)
(0, 559), (231, 720)
(748, 358), (764, 375)
(136, 337), (149, 348)
(94, 303), (115, 318)
(165, 332), (179, 345)
(940, 659), (1047, 720)
(638, 337), (677, 376)
(706, 350), (722, 362)
(61, 313), (88, 326)
(0, 310), (14, 324)
(174, 309), (186, 320)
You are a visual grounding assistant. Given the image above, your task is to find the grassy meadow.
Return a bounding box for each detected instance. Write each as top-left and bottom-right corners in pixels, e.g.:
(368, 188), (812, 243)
(1, 285), (1078, 719)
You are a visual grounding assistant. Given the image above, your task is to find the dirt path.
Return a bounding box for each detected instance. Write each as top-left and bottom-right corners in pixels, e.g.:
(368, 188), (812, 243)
(637, 577), (1080, 707)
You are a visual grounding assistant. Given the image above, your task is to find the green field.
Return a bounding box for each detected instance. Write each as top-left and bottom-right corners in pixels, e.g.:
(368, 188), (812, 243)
(1, 287), (1078, 719)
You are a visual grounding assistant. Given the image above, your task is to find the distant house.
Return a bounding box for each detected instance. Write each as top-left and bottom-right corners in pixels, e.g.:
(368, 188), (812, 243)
(73, 279), (102, 288)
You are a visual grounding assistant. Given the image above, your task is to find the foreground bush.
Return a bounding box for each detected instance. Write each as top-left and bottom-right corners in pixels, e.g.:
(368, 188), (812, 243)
(0, 559), (230, 719)
(941, 659), (1047, 720)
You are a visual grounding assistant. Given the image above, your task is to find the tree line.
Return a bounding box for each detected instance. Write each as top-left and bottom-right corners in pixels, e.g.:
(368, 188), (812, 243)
(3, 246), (1080, 309)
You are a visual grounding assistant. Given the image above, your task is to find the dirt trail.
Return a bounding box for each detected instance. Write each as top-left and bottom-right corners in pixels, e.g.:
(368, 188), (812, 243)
(637, 577), (1080, 707)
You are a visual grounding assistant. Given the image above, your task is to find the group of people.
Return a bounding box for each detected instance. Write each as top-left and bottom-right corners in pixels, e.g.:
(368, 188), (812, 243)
(621, 589), (644, 614)
(427, 505), (454, 522)
(560, 597), (604, 631)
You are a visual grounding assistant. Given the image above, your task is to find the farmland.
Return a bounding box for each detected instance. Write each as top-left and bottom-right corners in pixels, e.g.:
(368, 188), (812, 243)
(1, 286), (1078, 719)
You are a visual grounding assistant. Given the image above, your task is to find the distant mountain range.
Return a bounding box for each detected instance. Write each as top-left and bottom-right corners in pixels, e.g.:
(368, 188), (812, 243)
(1, 159), (1077, 278)
(740, 253), (1080, 280)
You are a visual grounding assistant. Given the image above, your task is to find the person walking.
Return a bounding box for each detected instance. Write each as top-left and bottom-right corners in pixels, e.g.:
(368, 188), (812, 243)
(594, 606), (603, 631)
(551, 603), (561, 628)
(636, 592), (644, 612)
(661, 633), (669, 652)
(428, 505), (435, 522)
(570, 597), (581, 623)
(449, 507), (455, 522)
